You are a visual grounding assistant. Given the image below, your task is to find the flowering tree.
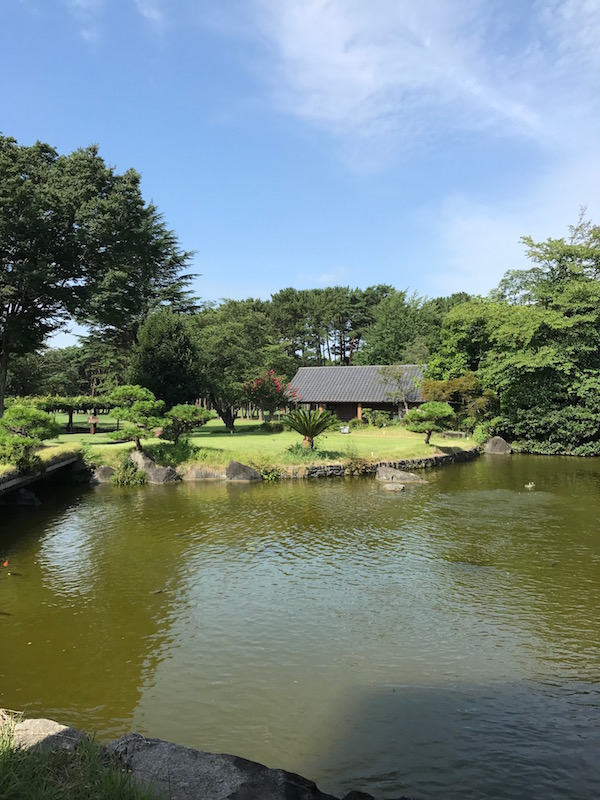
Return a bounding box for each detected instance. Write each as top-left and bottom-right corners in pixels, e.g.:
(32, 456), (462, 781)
(242, 370), (298, 417)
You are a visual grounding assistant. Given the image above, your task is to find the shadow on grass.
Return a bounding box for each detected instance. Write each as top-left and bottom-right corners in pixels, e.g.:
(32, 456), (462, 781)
(433, 444), (465, 455)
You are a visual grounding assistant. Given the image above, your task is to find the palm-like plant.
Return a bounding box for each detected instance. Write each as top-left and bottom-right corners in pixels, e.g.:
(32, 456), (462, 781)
(282, 408), (339, 449)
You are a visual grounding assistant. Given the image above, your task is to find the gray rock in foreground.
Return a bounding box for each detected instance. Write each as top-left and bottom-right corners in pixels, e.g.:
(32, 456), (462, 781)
(484, 436), (512, 454)
(12, 718), (88, 752)
(129, 451), (180, 484)
(376, 466), (427, 484)
(2, 714), (413, 800)
(108, 733), (339, 800)
(226, 460), (262, 481)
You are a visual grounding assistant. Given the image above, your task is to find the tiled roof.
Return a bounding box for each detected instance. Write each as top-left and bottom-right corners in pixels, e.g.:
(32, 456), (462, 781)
(288, 365), (425, 404)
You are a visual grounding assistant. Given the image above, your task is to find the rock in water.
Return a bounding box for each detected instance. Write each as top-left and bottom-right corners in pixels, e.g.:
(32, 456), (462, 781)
(375, 466), (427, 484)
(484, 436), (512, 454)
(90, 465), (115, 484)
(129, 451), (180, 484)
(12, 488), (41, 506)
(225, 460), (262, 481)
(180, 465), (227, 481)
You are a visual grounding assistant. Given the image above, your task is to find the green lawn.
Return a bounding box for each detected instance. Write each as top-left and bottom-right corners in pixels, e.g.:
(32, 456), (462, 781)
(43, 414), (473, 470)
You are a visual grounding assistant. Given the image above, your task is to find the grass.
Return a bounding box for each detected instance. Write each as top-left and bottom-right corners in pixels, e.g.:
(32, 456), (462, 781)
(43, 414), (473, 472)
(0, 717), (153, 800)
(0, 444), (83, 484)
(38, 443), (83, 467)
(0, 463), (18, 481)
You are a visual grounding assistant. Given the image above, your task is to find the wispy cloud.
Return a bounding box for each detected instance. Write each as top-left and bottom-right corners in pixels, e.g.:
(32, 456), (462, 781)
(216, 0), (600, 290)
(64, 0), (169, 39)
(133, 0), (167, 32)
(63, 0), (105, 40)
(223, 0), (599, 155)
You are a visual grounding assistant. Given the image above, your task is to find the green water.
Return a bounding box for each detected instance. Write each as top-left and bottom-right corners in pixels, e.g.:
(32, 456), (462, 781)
(1, 455), (599, 799)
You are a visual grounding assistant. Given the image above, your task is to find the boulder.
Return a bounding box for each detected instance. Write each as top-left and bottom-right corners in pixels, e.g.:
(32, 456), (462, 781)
(5, 488), (41, 506)
(1, 714), (413, 800)
(180, 465), (227, 481)
(11, 718), (88, 752)
(484, 436), (512, 455)
(375, 466), (427, 484)
(107, 733), (338, 800)
(69, 458), (93, 483)
(129, 451), (180, 484)
(382, 483), (406, 492)
(225, 460), (262, 482)
(90, 465), (115, 484)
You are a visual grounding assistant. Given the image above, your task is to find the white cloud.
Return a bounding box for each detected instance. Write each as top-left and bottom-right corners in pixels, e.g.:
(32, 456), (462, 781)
(63, 0), (105, 40)
(225, 0), (599, 156)
(218, 0), (600, 290)
(64, 0), (169, 39)
(133, 0), (167, 32)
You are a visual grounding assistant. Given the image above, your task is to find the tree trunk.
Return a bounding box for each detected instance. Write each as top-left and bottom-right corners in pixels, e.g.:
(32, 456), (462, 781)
(303, 436), (314, 449)
(0, 348), (8, 418)
(209, 394), (237, 431)
(135, 437), (143, 451)
(425, 430), (432, 444)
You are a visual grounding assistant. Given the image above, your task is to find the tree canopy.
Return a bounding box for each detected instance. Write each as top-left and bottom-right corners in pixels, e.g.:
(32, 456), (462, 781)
(0, 135), (193, 414)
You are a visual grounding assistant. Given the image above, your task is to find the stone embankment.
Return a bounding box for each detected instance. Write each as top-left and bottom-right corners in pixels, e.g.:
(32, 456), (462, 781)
(298, 445), (479, 479)
(4, 715), (413, 800)
(90, 447), (480, 485)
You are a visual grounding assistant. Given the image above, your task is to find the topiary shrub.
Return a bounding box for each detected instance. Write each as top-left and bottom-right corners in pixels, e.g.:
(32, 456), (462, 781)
(0, 435), (40, 473)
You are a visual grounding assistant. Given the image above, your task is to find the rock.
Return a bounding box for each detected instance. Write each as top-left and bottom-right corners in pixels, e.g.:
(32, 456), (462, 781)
(7, 488), (41, 506)
(1, 714), (413, 800)
(180, 465), (227, 481)
(484, 436), (512, 454)
(382, 483), (406, 492)
(69, 458), (92, 483)
(129, 451), (180, 484)
(11, 718), (88, 752)
(375, 466), (427, 484)
(225, 460), (262, 482)
(107, 733), (337, 800)
(90, 465), (115, 484)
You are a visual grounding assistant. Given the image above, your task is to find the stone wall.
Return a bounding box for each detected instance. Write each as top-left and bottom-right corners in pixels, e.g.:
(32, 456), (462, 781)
(291, 446), (480, 479)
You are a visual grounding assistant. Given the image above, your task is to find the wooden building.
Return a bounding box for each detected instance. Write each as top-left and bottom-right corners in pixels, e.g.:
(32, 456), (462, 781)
(288, 365), (425, 422)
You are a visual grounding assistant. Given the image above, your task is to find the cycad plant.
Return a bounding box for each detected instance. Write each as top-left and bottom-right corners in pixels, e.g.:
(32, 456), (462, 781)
(282, 408), (338, 449)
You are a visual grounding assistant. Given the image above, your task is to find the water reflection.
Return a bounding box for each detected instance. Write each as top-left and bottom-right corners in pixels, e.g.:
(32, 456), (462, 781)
(1, 456), (599, 798)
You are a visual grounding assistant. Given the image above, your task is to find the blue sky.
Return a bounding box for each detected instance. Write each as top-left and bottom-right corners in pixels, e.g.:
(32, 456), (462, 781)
(3, 0), (600, 325)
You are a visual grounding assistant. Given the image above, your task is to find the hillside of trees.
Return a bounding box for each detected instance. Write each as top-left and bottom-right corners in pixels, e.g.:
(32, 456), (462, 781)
(3, 134), (600, 453)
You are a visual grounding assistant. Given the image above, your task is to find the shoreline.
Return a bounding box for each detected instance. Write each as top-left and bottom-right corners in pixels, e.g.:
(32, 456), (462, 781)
(1, 712), (412, 800)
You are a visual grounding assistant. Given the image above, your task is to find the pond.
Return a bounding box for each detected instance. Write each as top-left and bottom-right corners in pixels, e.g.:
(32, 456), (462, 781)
(1, 455), (599, 799)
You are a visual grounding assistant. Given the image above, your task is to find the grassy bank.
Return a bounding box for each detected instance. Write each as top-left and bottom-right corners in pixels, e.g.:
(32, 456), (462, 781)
(44, 416), (472, 472)
(0, 444), (83, 485)
(0, 718), (152, 800)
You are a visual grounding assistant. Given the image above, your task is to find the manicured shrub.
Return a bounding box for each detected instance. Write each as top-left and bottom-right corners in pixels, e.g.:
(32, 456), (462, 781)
(362, 408), (393, 428)
(0, 436), (40, 473)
